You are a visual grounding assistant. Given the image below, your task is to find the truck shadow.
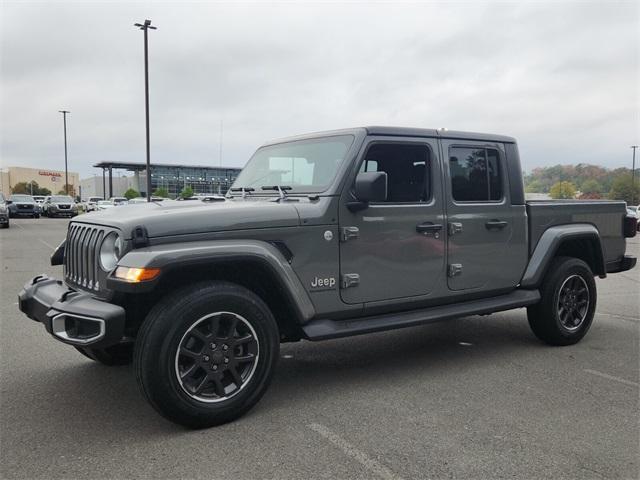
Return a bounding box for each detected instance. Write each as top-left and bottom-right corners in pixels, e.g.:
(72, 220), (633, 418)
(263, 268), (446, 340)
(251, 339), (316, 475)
(6, 314), (543, 441)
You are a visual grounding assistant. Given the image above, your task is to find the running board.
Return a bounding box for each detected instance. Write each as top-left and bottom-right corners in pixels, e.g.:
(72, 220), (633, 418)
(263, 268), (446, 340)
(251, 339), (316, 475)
(302, 289), (540, 341)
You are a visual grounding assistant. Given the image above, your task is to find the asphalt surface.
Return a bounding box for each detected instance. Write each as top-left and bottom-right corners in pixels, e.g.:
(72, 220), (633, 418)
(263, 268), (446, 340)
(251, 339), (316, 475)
(1, 217), (638, 479)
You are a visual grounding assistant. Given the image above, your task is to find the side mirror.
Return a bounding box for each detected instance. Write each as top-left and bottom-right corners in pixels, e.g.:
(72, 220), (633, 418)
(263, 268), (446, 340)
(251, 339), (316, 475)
(5, 200), (12, 205)
(347, 171), (387, 212)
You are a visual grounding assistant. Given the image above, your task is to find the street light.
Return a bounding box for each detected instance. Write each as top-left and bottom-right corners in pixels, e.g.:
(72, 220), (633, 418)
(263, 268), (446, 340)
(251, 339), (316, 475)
(631, 145), (638, 206)
(58, 110), (70, 195)
(133, 19), (157, 202)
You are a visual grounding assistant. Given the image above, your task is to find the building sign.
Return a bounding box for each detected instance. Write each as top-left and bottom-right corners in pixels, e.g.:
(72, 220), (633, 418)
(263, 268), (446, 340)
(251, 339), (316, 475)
(39, 171), (63, 178)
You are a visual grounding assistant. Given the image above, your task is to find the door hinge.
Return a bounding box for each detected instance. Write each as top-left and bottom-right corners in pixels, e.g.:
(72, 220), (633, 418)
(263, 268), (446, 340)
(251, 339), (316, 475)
(448, 222), (463, 236)
(448, 264), (463, 277)
(341, 273), (360, 289)
(340, 226), (360, 242)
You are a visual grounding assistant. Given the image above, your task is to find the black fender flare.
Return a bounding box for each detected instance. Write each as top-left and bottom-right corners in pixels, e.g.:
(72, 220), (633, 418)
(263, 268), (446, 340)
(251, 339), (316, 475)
(109, 239), (316, 323)
(520, 224), (605, 288)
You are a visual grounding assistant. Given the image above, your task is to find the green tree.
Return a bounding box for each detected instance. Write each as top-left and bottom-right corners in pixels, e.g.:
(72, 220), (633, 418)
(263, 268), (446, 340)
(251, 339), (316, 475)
(549, 181), (576, 199)
(608, 174), (640, 205)
(152, 187), (169, 198)
(525, 179), (545, 193)
(123, 188), (140, 200)
(11, 181), (50, 196)
(580, 179), (602, 195)
(180, 186), (194, 199)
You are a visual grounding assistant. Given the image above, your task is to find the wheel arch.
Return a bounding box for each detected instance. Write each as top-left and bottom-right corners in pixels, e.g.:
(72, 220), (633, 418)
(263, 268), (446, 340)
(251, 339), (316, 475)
(112, 240), (316, 341)
(520, 224), (605, 288)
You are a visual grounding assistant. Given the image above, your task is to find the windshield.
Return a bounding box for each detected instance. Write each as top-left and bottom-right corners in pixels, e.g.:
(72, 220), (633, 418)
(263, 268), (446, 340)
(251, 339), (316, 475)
(10, 195), (35, 202)
(232, 135), (354, 194)
(51, 196), (73, 202)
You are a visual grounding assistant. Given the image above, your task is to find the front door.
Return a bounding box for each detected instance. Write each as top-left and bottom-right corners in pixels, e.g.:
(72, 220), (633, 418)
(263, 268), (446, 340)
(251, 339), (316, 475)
(442, 140), (527, 291)
(339, 139), (446, 304)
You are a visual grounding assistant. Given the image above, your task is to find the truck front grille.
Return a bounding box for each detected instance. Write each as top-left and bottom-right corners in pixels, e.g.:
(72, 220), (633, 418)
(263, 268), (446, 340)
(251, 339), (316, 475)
(64, 224), (106, 291)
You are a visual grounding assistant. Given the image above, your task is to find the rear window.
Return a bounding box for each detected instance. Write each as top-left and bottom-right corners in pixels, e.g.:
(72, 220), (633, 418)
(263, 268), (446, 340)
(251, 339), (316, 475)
(449, 147), (502, 202)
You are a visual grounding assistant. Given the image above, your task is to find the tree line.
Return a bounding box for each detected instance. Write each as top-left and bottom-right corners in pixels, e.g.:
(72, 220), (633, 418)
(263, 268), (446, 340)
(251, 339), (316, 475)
(525, 164), (639, 204)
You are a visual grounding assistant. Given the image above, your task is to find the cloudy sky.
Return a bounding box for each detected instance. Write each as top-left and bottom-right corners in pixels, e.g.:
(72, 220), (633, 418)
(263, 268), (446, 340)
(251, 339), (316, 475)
(1, 1), (638, 178)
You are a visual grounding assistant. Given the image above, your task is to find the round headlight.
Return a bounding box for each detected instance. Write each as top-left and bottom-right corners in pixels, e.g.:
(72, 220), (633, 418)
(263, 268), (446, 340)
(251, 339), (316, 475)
(99, 233), (123, 271)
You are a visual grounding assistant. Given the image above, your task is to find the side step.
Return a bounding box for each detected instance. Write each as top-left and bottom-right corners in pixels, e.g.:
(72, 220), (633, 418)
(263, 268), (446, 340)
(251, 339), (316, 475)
(302, 289), (540, 341)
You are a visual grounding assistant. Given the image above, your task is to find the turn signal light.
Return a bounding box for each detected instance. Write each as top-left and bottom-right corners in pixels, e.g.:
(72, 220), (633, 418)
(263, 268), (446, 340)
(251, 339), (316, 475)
(114, 266), (161, 283)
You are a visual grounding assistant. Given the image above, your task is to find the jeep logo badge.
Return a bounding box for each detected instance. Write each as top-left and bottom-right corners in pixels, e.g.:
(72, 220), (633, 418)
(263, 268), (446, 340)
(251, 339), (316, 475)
(310, 276), (336, 291)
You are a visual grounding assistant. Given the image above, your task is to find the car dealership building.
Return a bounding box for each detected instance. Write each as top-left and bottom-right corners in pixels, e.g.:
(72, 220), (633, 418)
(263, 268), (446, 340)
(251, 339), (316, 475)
(0, 166), (80, 197)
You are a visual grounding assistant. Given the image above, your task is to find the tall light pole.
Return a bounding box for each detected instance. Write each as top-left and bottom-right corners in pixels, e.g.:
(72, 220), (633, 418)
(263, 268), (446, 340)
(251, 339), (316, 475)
(59, 110), (70, 195)
(631, 145), (638, 206)
(134, 19), (157, 202)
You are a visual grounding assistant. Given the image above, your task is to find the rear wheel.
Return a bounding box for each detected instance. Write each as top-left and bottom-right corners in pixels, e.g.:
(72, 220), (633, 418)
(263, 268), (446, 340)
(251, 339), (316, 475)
(134, 281), (279, 428)
(527, 256), (596, 346)
(75, 343), (134, 365)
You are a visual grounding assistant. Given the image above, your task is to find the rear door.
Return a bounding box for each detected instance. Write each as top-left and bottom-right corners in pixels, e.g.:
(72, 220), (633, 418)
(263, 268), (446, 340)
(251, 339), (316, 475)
(339, 138), (446, 304)
(442, 140), (527, 292)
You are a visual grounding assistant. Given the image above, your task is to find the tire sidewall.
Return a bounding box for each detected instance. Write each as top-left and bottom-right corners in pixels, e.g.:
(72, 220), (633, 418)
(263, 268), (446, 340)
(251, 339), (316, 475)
(546, 258), (597, 342)
(137, 282), (279, 427)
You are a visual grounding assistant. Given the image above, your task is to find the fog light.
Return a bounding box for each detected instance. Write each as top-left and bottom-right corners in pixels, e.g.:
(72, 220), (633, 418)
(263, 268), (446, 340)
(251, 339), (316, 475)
(114, 266), (161, 283)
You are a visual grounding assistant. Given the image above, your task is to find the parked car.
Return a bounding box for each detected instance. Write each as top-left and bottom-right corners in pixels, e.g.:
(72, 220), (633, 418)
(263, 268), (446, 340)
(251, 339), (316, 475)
(0, 192), (9, 228)
(109, 197), (128, 206)
(8, 194), (39, 218)
(129, 197), (171, 204)
(43, 195), (78, 218)
(18, 127), (637, 428)
(33, 195), (46, 204)
(85, 196), (104, 212)
(96, 200), (115, 211)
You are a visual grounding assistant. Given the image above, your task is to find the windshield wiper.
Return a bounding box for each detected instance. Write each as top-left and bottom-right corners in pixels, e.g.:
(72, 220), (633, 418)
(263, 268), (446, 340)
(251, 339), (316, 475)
(229, 187), (255, 199)
(261, 185), (292, 200)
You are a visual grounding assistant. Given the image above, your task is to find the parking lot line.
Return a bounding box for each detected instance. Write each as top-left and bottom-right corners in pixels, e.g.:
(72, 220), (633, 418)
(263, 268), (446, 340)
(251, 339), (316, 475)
(13, 222), (56, 250)
(584, 369), (639, 388)
(307, 423), (404, 480)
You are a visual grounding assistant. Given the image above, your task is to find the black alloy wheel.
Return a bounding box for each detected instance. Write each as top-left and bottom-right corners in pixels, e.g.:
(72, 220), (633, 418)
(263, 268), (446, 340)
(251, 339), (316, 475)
(175, 311), (259, 402)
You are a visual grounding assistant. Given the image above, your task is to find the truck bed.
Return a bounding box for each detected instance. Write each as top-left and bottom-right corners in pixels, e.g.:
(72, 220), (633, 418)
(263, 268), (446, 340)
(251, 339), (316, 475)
(526, 200), (628, 265)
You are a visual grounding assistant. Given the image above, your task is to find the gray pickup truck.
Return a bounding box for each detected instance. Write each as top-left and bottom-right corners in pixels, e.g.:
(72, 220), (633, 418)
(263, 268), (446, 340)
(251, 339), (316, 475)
(19, 127), (637, 428)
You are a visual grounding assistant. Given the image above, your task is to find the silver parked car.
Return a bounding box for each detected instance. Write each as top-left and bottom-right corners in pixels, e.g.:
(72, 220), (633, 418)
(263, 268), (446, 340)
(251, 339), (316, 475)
(43, 195), (78, 218)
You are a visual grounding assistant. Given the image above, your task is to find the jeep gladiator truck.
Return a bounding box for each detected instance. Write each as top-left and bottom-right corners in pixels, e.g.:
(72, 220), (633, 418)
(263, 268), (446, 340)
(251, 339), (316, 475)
(18, 127), (637, 428)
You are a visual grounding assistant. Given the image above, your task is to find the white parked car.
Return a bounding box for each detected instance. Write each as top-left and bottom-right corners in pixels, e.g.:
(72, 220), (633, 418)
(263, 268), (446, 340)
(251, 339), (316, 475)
(85, 196), (104, 212)
(109, 197), (128, 206)
(96, 200), (115, 211)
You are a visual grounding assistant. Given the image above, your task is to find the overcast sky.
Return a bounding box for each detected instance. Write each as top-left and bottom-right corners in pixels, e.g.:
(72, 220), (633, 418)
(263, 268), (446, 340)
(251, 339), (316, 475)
(1, 1), (638, 178)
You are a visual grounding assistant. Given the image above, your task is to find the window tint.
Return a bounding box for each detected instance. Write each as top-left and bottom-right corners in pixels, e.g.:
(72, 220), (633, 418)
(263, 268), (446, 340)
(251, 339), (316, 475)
(449, 147), (502, 201)
(360, 144), (431, 203)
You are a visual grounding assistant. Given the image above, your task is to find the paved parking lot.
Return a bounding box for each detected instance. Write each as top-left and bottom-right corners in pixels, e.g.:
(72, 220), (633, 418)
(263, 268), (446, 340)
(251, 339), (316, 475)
(1, 217), (638, 479)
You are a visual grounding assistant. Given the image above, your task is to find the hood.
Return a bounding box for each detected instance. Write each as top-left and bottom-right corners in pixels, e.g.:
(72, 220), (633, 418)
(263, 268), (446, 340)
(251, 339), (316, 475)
(73, 198), (301, 239)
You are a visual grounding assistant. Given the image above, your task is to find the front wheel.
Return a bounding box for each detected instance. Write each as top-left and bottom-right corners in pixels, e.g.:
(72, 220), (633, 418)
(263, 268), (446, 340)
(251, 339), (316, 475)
(134, 281), (280, 428)
(527, 256), (597, 346)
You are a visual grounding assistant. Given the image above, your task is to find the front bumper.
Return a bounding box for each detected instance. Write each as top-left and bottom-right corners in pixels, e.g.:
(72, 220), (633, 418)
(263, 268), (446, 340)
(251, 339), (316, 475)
(49, 209), (76, 217)
(11, 209), (36, 217)
(18, 275), (125, 347)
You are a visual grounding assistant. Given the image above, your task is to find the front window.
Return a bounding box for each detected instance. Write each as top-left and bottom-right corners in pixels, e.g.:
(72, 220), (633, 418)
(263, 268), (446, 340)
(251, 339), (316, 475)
(232, 135), (354, 194)
(10, 195), (35, 202)
(51, 196), (73, 203)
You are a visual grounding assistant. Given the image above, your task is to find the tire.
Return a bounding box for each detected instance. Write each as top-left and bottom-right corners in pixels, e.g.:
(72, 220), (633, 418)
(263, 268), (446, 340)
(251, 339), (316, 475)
(134, 281), (280, 428)
(527, 256), (597, 346)
(75, 343), (134, 366)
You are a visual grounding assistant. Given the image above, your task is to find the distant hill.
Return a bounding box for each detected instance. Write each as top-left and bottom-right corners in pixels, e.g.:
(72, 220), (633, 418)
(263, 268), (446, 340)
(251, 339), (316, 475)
(524, 164), (636, 197)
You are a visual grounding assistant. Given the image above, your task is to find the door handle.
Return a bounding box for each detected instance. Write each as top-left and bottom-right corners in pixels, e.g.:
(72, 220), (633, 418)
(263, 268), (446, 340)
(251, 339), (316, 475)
(485, 219), (508, 230)
(416, 222), (443, 236)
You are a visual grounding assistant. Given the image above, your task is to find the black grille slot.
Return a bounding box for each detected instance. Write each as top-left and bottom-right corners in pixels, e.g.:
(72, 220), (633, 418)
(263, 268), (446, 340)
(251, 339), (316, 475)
(64, 224), (108, 292)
